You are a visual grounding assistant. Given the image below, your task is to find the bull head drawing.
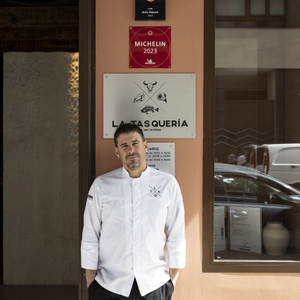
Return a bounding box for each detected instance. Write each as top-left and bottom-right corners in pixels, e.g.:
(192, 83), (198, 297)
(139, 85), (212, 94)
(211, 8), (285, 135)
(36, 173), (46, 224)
(143, 81), (157, 93)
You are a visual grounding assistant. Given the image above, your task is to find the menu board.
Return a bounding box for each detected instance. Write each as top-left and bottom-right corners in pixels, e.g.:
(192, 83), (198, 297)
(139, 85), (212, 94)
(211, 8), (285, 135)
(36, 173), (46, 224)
(229, 206), (262, 254)
(145, 143), (175, 176)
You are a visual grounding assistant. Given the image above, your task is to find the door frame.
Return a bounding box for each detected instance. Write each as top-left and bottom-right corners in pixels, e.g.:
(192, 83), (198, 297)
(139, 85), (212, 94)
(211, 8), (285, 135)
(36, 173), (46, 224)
(79, 0), (95, 299)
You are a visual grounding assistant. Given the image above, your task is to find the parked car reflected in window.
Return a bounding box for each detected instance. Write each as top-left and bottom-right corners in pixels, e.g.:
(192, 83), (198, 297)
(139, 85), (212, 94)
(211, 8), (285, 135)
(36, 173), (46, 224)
(214, 163), (300, 260)
(239, 144), (300, 190)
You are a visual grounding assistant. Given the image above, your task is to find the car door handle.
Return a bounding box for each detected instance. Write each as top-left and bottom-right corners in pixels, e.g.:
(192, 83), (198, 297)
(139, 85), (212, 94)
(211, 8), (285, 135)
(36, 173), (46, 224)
(289, 166), (297, 168)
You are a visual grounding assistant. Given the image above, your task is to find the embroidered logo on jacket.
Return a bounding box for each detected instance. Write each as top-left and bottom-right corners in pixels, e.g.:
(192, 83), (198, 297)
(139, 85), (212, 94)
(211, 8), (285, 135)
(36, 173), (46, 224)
(149, 185), (161, 197)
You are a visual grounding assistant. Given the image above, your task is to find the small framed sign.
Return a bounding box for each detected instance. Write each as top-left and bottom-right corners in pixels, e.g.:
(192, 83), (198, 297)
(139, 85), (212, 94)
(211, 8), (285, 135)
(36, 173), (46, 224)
(228, 206), (262, 254)
(146, 143), (175, 176)
(135, 0), (166, 21)
(129, 26), (171, 69)
(214, 205), (226, 252)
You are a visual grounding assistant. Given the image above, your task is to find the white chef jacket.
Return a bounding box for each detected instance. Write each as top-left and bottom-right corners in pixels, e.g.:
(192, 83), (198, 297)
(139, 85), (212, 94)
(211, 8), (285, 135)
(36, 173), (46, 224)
(81, 166), (186, 297)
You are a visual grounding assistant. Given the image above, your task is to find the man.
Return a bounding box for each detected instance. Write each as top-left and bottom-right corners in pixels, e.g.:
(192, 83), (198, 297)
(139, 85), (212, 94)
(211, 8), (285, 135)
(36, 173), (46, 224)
(225, 149), (237, 164)
(81, 123), (186, 300)
(236, 149), (248, 166)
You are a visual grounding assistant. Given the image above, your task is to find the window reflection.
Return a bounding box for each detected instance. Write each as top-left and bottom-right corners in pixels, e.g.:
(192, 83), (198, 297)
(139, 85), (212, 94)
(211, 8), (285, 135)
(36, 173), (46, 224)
(269, 0), (285, 15)
(216, 0), (246, 16)
(214, 0), (300, 261)
(250, 0), (265, 16)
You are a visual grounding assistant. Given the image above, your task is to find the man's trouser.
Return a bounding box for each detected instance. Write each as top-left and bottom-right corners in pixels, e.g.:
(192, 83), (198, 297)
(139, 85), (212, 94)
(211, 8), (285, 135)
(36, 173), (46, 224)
(88, 279), (174, 300)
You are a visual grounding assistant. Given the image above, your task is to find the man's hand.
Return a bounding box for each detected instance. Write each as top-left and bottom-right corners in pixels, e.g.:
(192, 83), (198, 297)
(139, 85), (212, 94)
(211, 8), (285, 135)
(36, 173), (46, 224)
(85, 269), (96, 289)
(169, 268), (180, 287)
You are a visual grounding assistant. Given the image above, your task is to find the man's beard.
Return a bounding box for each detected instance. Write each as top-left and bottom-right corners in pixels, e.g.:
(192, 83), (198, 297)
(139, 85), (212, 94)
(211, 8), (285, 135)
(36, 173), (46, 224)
(126, 153), (141, 170)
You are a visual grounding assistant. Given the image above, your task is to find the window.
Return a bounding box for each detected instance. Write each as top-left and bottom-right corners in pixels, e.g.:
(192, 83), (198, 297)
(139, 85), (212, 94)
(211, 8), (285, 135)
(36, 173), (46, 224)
(216, 0), (285, 28)
(203, 0), (300, 272)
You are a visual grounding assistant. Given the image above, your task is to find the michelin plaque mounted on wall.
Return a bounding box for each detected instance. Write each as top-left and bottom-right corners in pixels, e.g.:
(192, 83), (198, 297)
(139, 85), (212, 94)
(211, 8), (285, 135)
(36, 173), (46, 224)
(103, 73), (196, 139)
(129, 26), (171, 69)
(135, 0), (166, 21)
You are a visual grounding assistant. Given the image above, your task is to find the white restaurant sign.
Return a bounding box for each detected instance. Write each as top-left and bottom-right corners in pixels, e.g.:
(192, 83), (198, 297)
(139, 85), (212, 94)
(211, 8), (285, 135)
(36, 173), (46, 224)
(103, 73), (196, 138)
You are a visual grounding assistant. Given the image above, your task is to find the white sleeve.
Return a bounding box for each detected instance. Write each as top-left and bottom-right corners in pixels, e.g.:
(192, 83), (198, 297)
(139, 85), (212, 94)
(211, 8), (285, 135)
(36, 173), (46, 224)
(165, 179), (186, 269)
(81, 179), (102, 270)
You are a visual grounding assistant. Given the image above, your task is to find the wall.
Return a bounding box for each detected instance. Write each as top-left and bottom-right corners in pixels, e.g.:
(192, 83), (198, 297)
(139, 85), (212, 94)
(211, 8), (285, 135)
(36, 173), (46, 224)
(3, 52), (79, 284)
(95, 1), (300, 299)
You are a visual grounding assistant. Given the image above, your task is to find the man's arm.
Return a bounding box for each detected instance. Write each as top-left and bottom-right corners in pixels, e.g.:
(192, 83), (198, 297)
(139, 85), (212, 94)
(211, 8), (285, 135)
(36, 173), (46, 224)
(85, 269), (97, 289)
(165, 179), (186, 287)
(81, 180), (102, 290)
(169, 268), (180, 286)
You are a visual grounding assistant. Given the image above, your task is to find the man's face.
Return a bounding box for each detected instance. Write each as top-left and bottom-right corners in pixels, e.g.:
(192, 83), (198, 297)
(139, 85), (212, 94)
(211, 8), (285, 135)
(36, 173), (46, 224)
(115, 131), (148, 173)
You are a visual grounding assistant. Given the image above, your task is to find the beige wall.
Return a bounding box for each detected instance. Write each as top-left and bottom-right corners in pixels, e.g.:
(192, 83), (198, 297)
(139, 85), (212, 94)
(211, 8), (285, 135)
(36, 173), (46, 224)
(95, 1), (300, 299)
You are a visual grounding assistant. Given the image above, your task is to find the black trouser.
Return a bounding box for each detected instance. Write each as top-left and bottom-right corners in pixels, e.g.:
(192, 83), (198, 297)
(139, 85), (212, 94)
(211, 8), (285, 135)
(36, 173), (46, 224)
(88, 279), (174, 300)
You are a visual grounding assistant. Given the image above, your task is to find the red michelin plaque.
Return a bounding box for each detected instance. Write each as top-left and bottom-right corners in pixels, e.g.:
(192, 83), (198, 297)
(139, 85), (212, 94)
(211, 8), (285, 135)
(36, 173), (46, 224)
(129, 26), (171, 68)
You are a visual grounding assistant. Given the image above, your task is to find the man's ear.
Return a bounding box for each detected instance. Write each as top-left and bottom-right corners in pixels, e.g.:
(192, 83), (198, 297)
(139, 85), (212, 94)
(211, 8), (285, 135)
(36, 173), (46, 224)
(144, 140), (148, 152)
(115, 147), (120, 158)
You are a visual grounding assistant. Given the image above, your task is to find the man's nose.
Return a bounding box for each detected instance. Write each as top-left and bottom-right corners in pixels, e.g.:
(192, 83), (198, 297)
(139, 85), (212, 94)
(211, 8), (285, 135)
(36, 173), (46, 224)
(128, 145), (135, 153)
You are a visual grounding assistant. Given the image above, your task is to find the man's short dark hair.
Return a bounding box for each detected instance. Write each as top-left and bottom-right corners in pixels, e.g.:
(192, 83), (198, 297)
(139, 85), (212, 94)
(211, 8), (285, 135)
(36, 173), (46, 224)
(114, 123), (145, 147)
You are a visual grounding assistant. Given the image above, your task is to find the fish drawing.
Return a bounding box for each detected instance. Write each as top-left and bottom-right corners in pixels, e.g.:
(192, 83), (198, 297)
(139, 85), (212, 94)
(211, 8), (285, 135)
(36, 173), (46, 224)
(141, 105), (159, 114)
(133, 92), (145, 103)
